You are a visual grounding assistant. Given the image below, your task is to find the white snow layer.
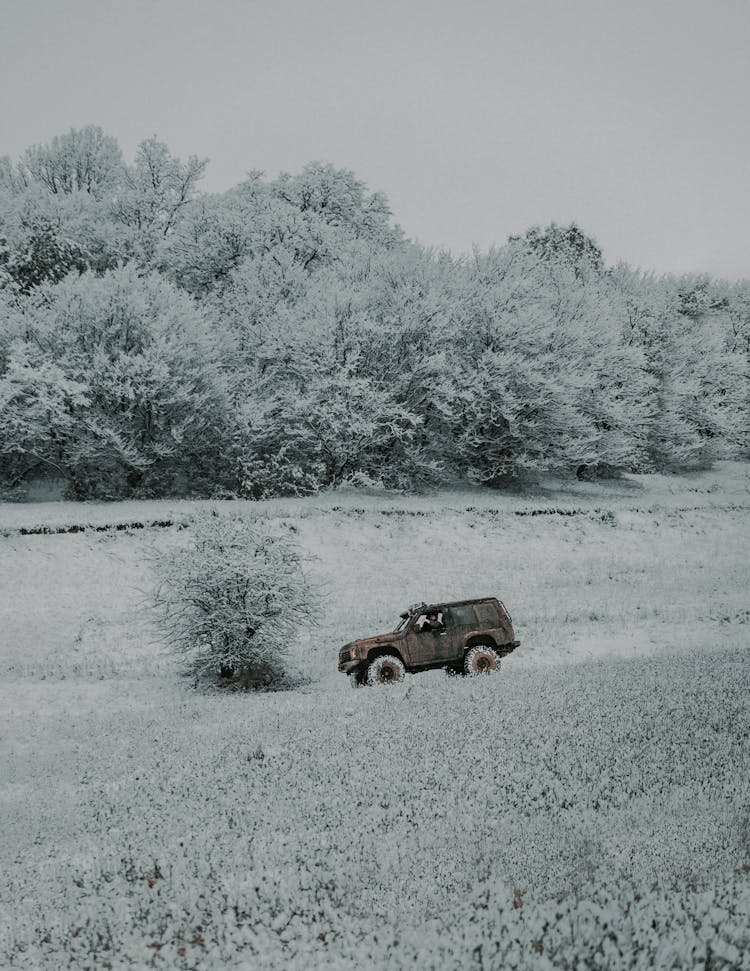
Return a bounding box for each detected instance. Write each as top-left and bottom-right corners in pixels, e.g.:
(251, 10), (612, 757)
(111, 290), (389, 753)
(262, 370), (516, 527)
(1, 463), (749, 968)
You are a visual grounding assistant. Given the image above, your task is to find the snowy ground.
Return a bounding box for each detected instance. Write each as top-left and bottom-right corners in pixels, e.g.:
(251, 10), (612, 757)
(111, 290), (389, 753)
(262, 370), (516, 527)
(1, 464), (749, 968)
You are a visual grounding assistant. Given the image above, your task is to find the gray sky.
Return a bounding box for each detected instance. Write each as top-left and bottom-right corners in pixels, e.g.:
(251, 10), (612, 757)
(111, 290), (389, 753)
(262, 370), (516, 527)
(2, 0), (749, 279)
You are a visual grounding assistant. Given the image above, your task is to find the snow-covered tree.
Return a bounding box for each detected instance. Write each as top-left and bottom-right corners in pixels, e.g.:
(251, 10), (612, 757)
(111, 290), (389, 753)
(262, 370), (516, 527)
(158, 186), (262, 296)
(432, 240), (655, 479)
(272, 161), (399, 245)
(150, 510), (316, 688)
(19, 125), (124, 199)
(238, 358), (430, 497)
(510, 222), (604, 276)
(722, 282), (750, 456)
(161, 164), (401, 299)
(0, 342), (92, 490)
(609, 269), (747, 469)
(112, 137), (207, 265)
(645, 306), (745, 469)
(0, 186), (92, 292)
(0, 267), (234, 497)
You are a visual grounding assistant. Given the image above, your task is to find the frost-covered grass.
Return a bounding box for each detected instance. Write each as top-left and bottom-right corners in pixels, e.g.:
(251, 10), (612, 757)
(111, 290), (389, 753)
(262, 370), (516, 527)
(2, 659), (749, 969)
(1, 464), (749, 968)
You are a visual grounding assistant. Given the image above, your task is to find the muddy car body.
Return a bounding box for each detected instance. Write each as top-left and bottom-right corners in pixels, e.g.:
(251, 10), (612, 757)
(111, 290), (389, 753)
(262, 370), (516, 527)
(339, 597), (520, 686)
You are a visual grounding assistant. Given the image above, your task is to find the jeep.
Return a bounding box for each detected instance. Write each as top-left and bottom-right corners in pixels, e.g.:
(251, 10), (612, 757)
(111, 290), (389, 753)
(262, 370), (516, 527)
(338, 597), (520, 686)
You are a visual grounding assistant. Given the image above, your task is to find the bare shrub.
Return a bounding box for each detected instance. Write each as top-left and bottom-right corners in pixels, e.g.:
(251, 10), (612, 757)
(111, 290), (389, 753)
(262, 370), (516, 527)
(151, 510), (316, 689)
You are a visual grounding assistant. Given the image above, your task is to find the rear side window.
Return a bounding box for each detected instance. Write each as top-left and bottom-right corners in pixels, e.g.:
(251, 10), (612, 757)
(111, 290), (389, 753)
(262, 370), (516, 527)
(474, 602), (501, 626)
(448, 604), (477, 627)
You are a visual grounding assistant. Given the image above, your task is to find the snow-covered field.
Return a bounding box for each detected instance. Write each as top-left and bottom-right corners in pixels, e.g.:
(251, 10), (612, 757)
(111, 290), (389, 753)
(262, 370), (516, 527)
(1, 464), (749, 969)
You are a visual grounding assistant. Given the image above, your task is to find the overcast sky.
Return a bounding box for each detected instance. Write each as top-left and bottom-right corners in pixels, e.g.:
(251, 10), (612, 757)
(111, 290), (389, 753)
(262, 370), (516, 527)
(2, 0), (748, 279)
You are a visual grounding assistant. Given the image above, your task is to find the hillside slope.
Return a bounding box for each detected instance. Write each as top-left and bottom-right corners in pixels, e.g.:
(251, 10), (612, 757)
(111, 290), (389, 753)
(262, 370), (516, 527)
(1, 463), (749, 968)
(1, 462), (748, 682)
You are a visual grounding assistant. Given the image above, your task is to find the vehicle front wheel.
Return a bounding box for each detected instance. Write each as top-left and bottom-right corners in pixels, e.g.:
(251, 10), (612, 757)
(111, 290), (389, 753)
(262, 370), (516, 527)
(349, 669), (365, 689)
(366, 654), (406, 686)
(464, 645), (500, 676)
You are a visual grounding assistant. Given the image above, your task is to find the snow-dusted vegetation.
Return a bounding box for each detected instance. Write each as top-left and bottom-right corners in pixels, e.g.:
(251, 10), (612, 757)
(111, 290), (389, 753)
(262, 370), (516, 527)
(2, 127), (750, 503)
(2, 125), (749, 969)
(1, 465), (749, 968)
(149, 510), (317, 688)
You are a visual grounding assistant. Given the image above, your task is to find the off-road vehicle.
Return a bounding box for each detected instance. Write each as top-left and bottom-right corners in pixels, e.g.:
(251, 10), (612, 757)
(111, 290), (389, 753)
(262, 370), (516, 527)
(338, 597), (520, 686)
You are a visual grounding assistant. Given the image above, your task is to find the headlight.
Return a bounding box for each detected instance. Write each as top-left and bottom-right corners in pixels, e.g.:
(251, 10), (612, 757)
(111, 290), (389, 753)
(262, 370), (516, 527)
(349, 647), (357, 659)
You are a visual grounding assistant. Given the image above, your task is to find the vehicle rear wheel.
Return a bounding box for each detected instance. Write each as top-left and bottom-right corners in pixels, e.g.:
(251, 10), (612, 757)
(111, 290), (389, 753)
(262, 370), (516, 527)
(464, 645), (500, 676)
(366, 654), (406, 686)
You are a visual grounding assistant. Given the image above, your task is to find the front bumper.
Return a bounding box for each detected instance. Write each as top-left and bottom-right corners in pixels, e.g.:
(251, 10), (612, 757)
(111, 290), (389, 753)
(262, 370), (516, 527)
(339, 658), (360, 674)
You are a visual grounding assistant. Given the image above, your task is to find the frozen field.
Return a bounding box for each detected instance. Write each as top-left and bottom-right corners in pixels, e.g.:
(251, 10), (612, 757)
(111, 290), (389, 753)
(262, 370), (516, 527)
(1, 464), (749, 968)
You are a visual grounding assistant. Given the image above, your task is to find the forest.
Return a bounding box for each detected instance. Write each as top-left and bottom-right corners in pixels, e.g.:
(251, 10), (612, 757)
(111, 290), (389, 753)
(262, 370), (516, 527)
(1, 125), (748, 500)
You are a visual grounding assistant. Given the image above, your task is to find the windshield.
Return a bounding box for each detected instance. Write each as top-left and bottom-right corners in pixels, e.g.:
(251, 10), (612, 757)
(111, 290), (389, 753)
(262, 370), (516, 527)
(393, 613), (410, 633)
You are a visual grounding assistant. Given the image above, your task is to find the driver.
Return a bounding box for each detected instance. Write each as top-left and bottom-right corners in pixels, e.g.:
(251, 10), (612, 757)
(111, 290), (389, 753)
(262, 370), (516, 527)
(419, 610), (445, 632)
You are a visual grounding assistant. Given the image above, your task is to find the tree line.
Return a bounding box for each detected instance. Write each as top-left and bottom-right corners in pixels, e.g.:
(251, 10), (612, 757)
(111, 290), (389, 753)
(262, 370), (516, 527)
(1, 125), (748, 499)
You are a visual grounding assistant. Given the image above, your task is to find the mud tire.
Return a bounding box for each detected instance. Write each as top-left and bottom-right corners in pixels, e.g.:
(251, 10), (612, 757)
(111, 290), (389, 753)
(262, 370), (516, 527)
(464, 645), (500, 676)
(366, 654), (406, 686)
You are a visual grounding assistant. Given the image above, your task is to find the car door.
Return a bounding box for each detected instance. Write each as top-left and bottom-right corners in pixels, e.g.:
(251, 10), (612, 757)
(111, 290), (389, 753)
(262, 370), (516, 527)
(444, 604), (479, 661)
(405, 609), (452, 668)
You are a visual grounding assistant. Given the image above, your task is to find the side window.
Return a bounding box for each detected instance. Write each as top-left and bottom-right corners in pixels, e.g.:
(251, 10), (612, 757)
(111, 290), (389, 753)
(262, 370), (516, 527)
(447, 604), (477, 627)
(474, 602), (500, 627)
